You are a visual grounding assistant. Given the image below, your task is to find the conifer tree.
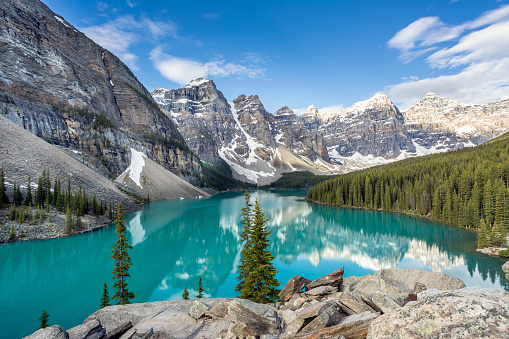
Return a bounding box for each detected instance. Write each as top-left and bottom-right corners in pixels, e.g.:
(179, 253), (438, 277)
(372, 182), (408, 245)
(182, 287), (189, 300)
(38, 310), (49, 329)
(111, 202), (135, 305)
(239, 199), (280, 303)
(235, 190), (253, 295)
(0, 167), (8, 207)
(100, 283), (110, 308)
(196, 276), (204, 298)
(25, 176), (33, 206)
(477, 219), (490, 249)
(64, 207), (73, 234)
(8, 225), (15, 238)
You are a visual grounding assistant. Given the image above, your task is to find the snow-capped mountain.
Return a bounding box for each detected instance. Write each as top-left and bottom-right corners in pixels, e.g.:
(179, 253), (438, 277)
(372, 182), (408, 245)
(153, 79), (509, 184)
(153, 79), (335, 185)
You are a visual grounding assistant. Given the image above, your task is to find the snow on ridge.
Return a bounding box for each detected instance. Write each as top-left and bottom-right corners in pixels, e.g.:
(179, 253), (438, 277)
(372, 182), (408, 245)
(186, 78), (211, 88)
(121, 148), (147, 188)
(54, 16), (71, 28)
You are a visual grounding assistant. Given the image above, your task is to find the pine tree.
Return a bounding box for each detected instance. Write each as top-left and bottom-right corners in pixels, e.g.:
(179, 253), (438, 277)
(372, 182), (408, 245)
(8, 225), (15, 238)
(0, 167), (9, 207)
(25, 176), (33, 206)
(490, 222), (506, 247)
(235, 190), (253, 295)
(477, 219), (490, 249)
(182, 287), (189, 300)
(64, 207), (73, 234)
(111, 202), (135, 305)
(196, 276), (204, 298)
(38, 310), (49, 329)
(239, 199), (280, 303)
(100, 283), (110, 308)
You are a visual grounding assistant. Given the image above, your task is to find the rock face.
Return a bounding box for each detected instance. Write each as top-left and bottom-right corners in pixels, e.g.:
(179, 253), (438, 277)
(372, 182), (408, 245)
(153, 81), (336, 185)
(278, 275), (311, 302)
(24, 326), (69, 339)
(367, 288), (509, 338)
(0, 0), (200, 180)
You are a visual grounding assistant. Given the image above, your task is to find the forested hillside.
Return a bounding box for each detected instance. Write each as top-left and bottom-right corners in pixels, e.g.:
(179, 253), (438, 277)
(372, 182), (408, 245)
(307, 133), (509, 248)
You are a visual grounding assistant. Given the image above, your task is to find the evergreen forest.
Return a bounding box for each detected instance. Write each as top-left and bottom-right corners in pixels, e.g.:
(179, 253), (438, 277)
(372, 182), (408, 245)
(306, 133), (509, 248)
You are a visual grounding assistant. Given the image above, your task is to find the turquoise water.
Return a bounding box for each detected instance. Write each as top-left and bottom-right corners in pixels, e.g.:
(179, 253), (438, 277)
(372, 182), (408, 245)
(1, 189), (507, 338)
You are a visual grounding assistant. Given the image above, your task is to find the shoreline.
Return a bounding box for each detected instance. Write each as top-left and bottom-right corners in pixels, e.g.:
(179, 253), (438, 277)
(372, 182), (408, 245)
(0, 203), (144, 244)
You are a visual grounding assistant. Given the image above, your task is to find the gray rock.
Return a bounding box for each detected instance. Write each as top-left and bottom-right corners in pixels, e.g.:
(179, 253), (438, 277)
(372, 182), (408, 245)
(227, 300), (279, 335)
(306, 285), (336, 296)
(337, 292), (377, 315)
(279, 275), (311, 302)
(367, 288), (509, 338)
(189, 300), (210, 320)
(121, 312), (197, 339)
(291, 312), (378, 339)
(293, 297), (306, 308)
(24, 326), (69, 339)
(285, 318), (306, 335)
(374, 267), (466, 292)
(281, 309), (297, 325)
(296, 300), (331, 319)
(306, 268), (344, 290)
(300, 304), (341, 333)
(67, 319), (105, 339)
(346, 274), (408, 306)
(187, 319), (232, 339)
(370, 291), (401, 314)
(503, 260), (509, 281)
(226, 322), (258, 337)
(204, 302), (229, 320)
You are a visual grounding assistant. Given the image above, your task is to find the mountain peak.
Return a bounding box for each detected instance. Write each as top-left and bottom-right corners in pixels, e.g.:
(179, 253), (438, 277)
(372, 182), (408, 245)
(303, 105), (319, 116)
(275, 106), (295, 116)
(185, 78), (212, 88)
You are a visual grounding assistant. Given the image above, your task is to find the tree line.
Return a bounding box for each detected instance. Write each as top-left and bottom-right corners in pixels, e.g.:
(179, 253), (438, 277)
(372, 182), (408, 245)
(0, 167), (115, 234)
(307, 133), (509, 249)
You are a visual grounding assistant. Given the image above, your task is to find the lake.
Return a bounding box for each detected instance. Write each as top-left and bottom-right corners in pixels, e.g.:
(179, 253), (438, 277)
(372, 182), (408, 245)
(1, 189), (507, 338)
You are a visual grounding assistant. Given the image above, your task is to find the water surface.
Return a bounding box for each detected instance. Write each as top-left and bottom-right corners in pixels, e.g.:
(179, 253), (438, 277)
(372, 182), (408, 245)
(1, 189), (507, 338)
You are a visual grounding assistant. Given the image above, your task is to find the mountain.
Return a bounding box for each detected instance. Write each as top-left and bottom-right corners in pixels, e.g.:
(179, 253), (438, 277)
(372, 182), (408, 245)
(154, 79), (509, 184)
(0, 0), (200, 182)
(0, 115), (137, 210)
(153, 79), (336, 185)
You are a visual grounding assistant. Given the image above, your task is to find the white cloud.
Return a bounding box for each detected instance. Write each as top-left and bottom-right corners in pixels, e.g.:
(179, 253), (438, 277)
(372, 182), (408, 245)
(318, 105), (344, 115)
(81, 16), (176, 71)
(149, 47), (266, 85)
(387, 5), (509, 108)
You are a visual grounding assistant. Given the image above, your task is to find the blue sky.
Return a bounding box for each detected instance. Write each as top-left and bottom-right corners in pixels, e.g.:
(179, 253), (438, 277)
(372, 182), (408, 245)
(44, 0), (509, 113)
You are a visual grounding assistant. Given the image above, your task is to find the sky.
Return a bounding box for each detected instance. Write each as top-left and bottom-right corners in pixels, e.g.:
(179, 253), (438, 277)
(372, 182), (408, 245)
(43, 0), (509, 113)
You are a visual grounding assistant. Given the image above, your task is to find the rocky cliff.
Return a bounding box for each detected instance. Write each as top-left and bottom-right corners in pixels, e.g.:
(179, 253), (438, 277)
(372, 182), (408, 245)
(153, 80), (335, 185)
(0, 0), (200, 181)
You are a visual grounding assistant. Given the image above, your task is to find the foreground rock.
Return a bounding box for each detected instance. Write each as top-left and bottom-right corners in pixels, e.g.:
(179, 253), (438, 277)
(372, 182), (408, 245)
(503, 261), (509, 281)
(24, 268), (508, 339)
(367, 288), (509, 338)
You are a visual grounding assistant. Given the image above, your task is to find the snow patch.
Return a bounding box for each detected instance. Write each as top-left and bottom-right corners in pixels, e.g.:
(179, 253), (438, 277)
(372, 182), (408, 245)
(120, 148), (147, 188)
(185, 78), (210, 88)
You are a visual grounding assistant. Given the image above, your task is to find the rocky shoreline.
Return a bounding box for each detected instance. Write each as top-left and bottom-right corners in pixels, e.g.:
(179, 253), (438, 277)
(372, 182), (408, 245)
(25, 267), (509, 339)
(0, 205), (142, 243)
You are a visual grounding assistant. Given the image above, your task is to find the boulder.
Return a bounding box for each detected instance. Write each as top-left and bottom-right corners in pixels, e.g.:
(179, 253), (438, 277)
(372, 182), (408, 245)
(367, 288), (509, 338)
(189, 300), (210, 319)
(279, 275), (311, 302)
(370, 291), (400, 314)
(290, 311), (378, 339)
(187, 319), (232, 339)
(345, 274), (407, 306)
(67, 319), (105, 339)
(374, 268), (465, 292)
(337, 292), (377, 315)
(305, 286), (336, 297)
(285, 318), (306, 335)
(503, 260), (509, 281)
(120, 312), (198, 338)
(227, 300), (279, 335)
(306, 268), (344, 290)
(23, 326), (69, 339)
(205, 302), (230, 319)
(296, 301), (331, 319)
(300, 304), (341, 333)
